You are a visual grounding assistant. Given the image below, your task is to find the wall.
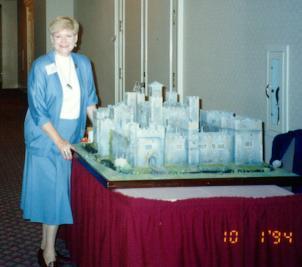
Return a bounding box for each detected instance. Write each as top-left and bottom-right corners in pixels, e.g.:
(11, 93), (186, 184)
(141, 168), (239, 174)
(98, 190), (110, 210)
(72, 0), (302, 129)
(183, 0), (302, 131)
(72, 0), (302, 134)
(75, 0), (115, 106)
(0, 0), (18, 88)
(34, 0), (46, 58)
(34, 0), (75, 58)
(45, 0), (74, 52)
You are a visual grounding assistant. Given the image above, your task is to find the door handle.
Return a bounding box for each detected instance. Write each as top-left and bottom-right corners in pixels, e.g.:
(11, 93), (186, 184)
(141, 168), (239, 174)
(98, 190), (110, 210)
(265, 84), (270, 98)
(275, 86), (280, 123)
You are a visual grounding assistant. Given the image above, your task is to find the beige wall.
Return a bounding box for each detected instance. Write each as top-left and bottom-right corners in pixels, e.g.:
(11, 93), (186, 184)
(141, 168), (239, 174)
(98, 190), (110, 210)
(40, 0), (301, 133)
(34, 0), (46, 58)
(75, 0), (115, 106)
(0, 0), (18, 88)
(34, 0), (75, 57)
(183, 0), (302, 131)
(45, 0), (74, 51)
(3, 0), (302, 132)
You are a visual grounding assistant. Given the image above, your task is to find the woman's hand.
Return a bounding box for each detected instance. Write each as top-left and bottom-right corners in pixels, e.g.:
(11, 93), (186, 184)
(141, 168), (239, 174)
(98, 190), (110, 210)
(42, 122), (75, 160)
(57, 140), (75, 160)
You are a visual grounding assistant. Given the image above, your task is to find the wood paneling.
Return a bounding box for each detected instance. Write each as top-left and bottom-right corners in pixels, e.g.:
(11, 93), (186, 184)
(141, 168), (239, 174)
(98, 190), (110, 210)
(18, 0), (34, 89)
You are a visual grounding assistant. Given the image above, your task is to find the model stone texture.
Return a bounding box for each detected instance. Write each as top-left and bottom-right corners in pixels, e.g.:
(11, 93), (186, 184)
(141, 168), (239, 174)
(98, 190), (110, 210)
(93, 82), (263, 169)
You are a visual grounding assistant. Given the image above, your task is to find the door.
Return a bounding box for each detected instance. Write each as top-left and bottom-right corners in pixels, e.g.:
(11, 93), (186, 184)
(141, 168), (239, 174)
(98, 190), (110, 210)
(265, 46), (289, 161)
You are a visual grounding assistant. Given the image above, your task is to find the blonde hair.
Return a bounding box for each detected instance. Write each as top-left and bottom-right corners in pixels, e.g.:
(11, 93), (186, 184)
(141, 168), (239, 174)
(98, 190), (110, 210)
(49, 16), (79, 34)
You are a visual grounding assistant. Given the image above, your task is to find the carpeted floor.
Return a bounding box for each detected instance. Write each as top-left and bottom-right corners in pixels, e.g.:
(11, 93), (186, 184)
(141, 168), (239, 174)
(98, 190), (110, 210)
(0, 89), (73, 267)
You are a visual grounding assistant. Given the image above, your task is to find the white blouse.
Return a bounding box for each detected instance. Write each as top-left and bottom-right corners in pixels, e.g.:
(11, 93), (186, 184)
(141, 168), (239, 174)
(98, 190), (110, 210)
(55, 54), (81, 119)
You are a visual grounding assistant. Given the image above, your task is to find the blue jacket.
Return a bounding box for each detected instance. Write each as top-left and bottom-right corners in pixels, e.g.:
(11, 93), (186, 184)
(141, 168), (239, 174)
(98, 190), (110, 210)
(24, 51), (99, 156)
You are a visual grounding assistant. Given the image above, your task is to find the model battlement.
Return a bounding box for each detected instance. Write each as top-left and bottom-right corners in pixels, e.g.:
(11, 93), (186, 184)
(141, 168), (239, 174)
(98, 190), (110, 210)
(93, 82), (263, 169)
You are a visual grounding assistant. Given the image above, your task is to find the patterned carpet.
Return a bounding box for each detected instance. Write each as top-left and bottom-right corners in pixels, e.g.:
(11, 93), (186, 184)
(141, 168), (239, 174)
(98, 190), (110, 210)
(0, 89), (73, 267)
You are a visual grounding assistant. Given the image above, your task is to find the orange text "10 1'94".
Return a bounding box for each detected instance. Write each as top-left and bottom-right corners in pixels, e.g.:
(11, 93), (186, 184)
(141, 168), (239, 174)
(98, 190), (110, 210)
(223, 230), (293, 245)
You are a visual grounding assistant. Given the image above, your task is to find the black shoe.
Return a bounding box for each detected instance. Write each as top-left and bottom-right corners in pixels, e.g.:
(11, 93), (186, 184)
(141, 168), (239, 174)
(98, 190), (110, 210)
(56, 250), (72, 264)
(37, 249), (60, 267)
(37, 249), (47, 267)
(47, 261), (59, 267)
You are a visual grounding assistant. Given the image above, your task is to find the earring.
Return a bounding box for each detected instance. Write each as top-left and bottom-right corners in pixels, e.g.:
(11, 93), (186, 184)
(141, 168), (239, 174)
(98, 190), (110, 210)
(74, 43), (77, 47)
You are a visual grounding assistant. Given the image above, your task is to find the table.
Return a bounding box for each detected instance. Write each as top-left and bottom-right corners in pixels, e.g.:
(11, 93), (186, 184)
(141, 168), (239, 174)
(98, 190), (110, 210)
(62, 151), (302, 267)
(74, 143), (302, 189)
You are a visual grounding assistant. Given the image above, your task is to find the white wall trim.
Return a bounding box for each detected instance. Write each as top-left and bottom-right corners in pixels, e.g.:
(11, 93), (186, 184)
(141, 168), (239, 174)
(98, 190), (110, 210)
(168, 0), (173, 93)
(176, 0), (184, 101)
(114, 0), (123, 103)
(144, 0), (149, 95)
(264, 45), (290, 162)
(265, 44), (290, 135)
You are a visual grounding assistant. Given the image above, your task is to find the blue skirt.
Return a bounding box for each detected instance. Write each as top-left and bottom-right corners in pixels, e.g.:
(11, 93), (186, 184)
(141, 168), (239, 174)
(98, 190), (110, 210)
(21, 119), (78, 225)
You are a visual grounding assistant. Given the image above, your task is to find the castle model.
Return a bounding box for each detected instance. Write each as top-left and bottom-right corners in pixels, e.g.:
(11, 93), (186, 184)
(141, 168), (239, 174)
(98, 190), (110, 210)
(93, 81), (263, 169)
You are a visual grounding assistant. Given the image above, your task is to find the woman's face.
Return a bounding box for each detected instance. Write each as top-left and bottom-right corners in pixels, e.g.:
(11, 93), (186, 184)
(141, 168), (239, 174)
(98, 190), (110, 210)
(51, 28), (78, 56)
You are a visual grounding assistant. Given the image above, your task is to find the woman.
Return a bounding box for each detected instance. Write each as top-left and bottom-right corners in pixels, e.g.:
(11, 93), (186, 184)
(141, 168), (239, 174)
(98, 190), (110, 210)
(20, 16), (98, 267)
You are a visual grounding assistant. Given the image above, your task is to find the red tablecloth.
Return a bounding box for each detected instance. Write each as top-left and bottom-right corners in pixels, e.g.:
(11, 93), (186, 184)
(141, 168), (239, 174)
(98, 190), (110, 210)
(63, 158), (302, 267)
